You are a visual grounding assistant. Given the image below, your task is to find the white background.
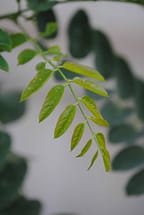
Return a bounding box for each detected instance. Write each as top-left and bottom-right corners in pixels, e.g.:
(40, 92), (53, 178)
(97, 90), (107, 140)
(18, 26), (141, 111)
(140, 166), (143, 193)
(0, 1), (144, 215)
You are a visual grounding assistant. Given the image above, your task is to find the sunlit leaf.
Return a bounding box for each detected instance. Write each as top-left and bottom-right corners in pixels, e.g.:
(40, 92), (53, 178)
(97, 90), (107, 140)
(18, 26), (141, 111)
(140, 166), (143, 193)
(39, 85), (65, 122)
(71, 123), (85, 151)
(89, 116), (109, 127)
(10, 33), (27, 48)
(112, 146), (144, 171)
(72, 78), (108, 97)
(76, 139), (92, 158)
(18, 49), (37, 65)
(0, 29), (12, 52)
(61, 61), (104, 81)
(54, 105), (76, 138)
(0, 55), (9, 72)
(87, 150), (98, 170)
(21, 66), (53, 101)
(126, 169), (144, 196)
(81, 95), (100, 117)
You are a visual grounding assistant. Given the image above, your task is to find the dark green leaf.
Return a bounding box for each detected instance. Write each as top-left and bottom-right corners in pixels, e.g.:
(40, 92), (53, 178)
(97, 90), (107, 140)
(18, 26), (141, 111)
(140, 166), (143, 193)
(0, 29), (12, 52)
(10, 33), (27, 49)
(101, 100), (133, 126)
(72, 78), (108, 97)
(0, 155), (27, 210)
(87, 150), (98, 170)
(0, 131), (11, 169)
(76, 139), (92, 158)
(61, 61), (104, 81)
(0, 91), (26, 124)
(21, 66), (53, 101)
(0, 55), (9, 72)
(18, 49), (37, 65)
(54, 105), (76, 138)
(0, 196), (41, 215)
(27, 0), (58, 11)
(126, 169), (144, 196)
(112, 145), (144, 171)
(71, 123), (85, 151)
(39, 85), (65, 122)
(109, 124), (140, 144)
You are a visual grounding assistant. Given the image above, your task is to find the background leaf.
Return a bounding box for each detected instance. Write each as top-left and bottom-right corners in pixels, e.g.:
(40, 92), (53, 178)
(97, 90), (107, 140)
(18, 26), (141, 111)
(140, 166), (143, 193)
(0, 29), (12, 52)
(0, 131), (11, 169)
(27, 0), (58, 11)
(0, 55), (9, 72)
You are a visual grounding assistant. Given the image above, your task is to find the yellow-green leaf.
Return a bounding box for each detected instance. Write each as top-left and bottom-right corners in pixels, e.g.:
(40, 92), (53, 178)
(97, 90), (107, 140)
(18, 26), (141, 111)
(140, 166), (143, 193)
(76, 139), (92, 158)
(96, 133), (111, 171)
(21, 68), (53, 101)
(88, 150), (99, 170)
(90, 116), (109, 127)
(39, 85), (65, 122)
(54, 104), (76, 138)
(18, 49), (37, 65)
(0, 55), (9, 72)
(47, 45), (61, 55)
(71, 123), (85, 151)
(72, 78), (108, 97)
(61, 61), (104, 81)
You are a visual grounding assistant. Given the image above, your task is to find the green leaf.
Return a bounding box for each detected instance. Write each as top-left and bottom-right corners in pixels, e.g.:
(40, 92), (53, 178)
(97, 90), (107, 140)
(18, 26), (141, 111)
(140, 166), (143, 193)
(0, 29), (12, 52)
(0, 55), (9, 72)
(76, 139), (92, 158)
(10, 33), (27, 48)
(54, 105), (76, 138)
(89, 116), (109, 127)
(88, 150), (99, 170)
(20, 66), (53, 101)
(109, 124), (140, 144)
(41, 22), (58, 38)
(112, 146), (144, 171)
(96, 133), (111, 171)
(71, 123), (85, 151)
(101, 100), (133, 126)
(0, 155), (27, 210)
(39, 85), (65, 122)
(72, 78), (108, 97)
(0, 131), (11, 169)
(0, 91), (26, 124)
(27, 0), (58, 11)
(0, 196), (41, 215)
(61, 61), (104, 81)
(47, 45), (61, 55)
(126, 169), (144, 196)
(82, 95), (99, 117)
(18, 49), (37, 65)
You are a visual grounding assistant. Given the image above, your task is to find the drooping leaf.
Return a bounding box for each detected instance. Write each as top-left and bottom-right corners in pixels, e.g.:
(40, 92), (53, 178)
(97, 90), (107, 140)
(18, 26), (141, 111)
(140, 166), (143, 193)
(76, 139), (92, 158)
(96, 133), (111, 171)
(87, 150), (99, 170)
(0, 29), (12, 52)
(72, 78), (108, 97)
(20, 65), (53, 101)
(0, 91), (26, 124)
(0, 131), (11, 169)
(112, 145), (144, 171)
(61, 61), (104, 81)
(89, 116), (109, 127)
(54, 104), (76, 138)
(101, 100), (133, 126)
(10, 33), (27, 49)
(71, 123), (85, 151)
(68, 9), (92, 58)
(27, 0), (58, 11)
(126, 169), (144, 196)
(0, 55), (9, 72)
(0, 196), (41, 215)
(39, 85), (65, 122)
(18, 49), (37, 65)
(0, 155), (27, 210)
(36, 9), (57, 38)
(109, 124), (140, 144)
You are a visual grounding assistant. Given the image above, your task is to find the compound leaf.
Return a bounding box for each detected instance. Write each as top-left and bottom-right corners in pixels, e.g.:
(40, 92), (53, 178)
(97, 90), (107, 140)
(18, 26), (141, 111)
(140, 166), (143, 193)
(18, 49), (37, 65)
(0, 55), (9, 72)
(61, 61), (104, 81)
(71, 123), (85, 151)
(72, 78), (108, 97)
(39, 85), (65, 122)
(54, 104), (76, 138)
(76, 139), (92, 158)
